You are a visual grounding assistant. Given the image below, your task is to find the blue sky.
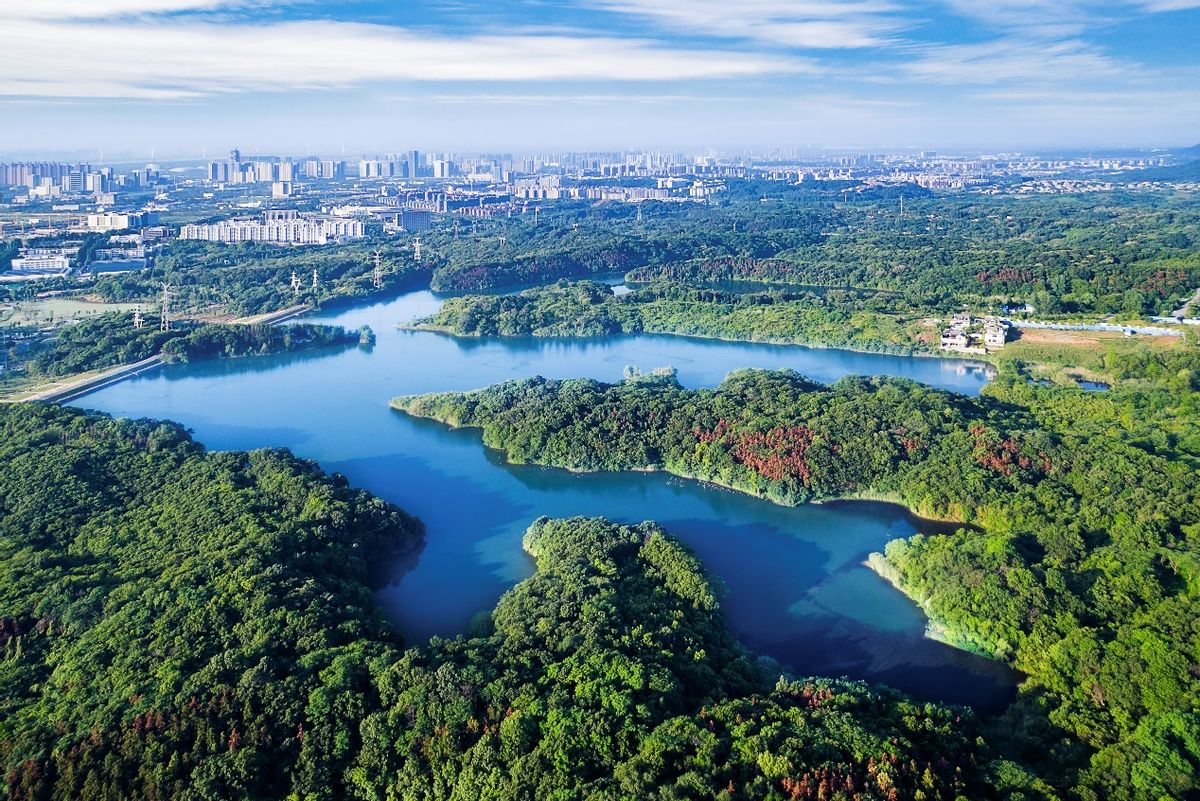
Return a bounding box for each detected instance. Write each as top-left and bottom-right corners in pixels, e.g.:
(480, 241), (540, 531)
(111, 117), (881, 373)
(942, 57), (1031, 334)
(2, 0), (1198, 157)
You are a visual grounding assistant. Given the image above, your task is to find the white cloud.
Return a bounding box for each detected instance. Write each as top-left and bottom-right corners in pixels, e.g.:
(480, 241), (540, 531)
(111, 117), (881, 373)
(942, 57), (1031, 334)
(1137, 0), (1200, 9)
(585, 0), (903, 48)
(898, 38), (1129, 84)
(407, 93), (751, 105)
(938, 0), (1200, 36)
(0, 18), (813, 99)
(0, 0), (263, 19)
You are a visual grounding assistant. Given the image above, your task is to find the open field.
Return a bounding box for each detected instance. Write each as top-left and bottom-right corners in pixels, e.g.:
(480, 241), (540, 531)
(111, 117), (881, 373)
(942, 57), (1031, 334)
(989, 326), (1188, 381)
(0, 297), (145, 328)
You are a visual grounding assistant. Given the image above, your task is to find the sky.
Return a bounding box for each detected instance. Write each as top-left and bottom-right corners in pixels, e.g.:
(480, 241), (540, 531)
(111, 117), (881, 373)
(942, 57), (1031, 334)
(1, 0), (1199, 157)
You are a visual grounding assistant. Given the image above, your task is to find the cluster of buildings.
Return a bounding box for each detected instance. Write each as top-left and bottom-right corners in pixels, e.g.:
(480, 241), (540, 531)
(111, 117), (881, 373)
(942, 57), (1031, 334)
(1, 161), (164, 202)
(3, 223), (167, 279)
(178, 209), (364, 245)
(85, 210), (160, 231)
(4, 246), (76, 280)
(940, 314), (1010, 353)
(206, 149), (457, 185)
(510, 174), (723, 202)
(206, 150), (350, 184)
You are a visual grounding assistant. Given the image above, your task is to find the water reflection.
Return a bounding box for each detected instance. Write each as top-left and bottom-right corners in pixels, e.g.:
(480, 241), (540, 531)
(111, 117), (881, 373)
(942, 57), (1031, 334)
(74, 288), (1017, 711)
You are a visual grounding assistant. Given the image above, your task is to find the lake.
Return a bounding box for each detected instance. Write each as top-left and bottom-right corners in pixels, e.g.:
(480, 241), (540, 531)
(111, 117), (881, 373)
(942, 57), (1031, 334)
(73, 288), (1018, 710)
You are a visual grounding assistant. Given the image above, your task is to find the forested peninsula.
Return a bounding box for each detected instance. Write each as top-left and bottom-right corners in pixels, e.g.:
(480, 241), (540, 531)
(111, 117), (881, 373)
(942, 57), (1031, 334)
(11, 312), (359, 384)
(415, 281), (923, 354)
(393, 367), (1200, 799)
(0, 404), (1014, 800)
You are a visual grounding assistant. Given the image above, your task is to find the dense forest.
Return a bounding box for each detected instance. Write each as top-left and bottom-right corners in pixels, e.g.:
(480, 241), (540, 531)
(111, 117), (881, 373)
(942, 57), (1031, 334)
(7, 185), (1199, 323)
(0, 404), (1012, 800)
(393, 365), (1200, 799)
(9, 312), (356, 382)
(413, 190), (1200, 316)
(620, 194), (1200, 317)
(419, 280), (926, 353)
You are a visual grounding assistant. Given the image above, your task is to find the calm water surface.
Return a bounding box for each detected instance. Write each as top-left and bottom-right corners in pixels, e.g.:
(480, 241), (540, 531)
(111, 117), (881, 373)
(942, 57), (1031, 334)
(74, 289), (1017, 710)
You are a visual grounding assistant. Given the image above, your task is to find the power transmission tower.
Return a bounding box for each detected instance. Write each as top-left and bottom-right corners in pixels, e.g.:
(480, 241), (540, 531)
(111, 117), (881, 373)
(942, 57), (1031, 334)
(159, 284), (173, 331)
(132, 306), (145, 330)
(636, 203), (643, 223)
(373, 250), (384, 289)
(312, 269), (318, 289)
(290, 271), (302, 294)
(413, 236), (422, 262)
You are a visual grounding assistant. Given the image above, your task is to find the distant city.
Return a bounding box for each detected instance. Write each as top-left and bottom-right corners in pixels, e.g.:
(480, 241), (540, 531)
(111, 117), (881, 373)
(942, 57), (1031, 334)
(1, 144), (1196, 281)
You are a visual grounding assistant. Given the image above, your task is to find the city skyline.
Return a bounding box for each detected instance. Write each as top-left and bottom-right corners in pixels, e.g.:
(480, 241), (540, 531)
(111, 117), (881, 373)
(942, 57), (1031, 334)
(2, 0), (1200, 157)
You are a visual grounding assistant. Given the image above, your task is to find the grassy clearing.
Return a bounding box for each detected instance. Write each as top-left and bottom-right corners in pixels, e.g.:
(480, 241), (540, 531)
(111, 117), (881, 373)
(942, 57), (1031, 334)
(988, 327), (1188, 382)
(0, 298), (145, 328)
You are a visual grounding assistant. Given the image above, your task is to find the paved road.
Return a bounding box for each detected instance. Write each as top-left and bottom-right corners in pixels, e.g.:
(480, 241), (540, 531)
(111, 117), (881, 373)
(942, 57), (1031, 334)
(1172, 287), (1200, 318)
(4, 303), (314, 404)
(6, 355), (164, 404)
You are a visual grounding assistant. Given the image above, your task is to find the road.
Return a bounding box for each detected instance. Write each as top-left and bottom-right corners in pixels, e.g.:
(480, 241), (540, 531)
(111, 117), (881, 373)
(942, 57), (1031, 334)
(3, 303), (314, 404)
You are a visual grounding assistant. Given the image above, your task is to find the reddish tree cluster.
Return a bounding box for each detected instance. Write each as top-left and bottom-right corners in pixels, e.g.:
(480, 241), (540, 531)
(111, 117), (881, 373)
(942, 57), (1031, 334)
(695, 419), (733, 444)
(695, 421), (817, 483)
(788, 682), (837, 709)
(1137, 268), (1190, 297)
(130, 711), (166, 734)
(733, 426), (815, 483)
(969, 423), (1038, 476)
(893, 427), (925, 455)
(780, 768), (859, 801)
(975, 268), (1034, 285)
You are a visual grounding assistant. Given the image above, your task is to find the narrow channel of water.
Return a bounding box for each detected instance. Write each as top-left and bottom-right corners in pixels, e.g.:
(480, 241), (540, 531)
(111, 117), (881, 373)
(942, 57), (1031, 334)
(74, 289), (1017, 710)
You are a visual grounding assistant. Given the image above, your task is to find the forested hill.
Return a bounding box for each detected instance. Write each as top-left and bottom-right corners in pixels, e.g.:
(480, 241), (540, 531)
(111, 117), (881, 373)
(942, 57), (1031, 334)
(0, 403), (423, 799)
(393, 370), (1009, 508)
(415, 192), (1200, 318)
(0, 404), (1006, 800)
(416, 280), (922, 354)
(393, 369), (1200, 799)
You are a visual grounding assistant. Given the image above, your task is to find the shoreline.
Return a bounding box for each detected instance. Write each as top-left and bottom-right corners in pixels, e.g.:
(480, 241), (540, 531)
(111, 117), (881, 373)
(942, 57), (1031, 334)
(393, 397), (1008, 668)
(391, 399), (966, 520)
(3, 310), (354, 405)
(864, 554), (1006, 662)
(400, 322), (998, 374)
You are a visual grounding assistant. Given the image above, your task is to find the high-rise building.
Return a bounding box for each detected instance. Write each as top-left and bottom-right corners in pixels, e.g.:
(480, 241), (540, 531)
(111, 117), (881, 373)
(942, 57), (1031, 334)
(407, 150), (420, 179)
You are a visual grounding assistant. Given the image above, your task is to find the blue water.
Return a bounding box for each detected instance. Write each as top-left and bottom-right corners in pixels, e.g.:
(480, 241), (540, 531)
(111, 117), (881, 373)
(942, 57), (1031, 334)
(73, 289), (1016, 710)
